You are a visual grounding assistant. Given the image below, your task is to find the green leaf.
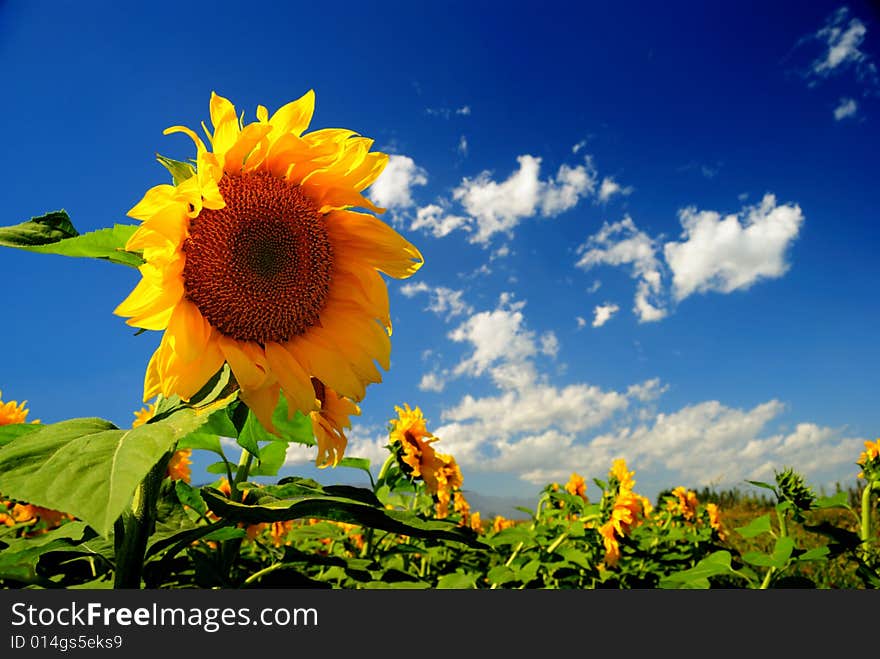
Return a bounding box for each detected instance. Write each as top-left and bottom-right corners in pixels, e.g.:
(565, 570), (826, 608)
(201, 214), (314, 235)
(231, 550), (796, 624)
(745, 479), (777, 494)
(743, 536), (795, 569)
(248, 441), (288, 477)
(659, 550), (736, 589)
(487, 565), (516, 586)
(436, 572), (477, 589)
(0, 210), (143, 267)
(0, 423), (42, 447)
(796, 546), (830, 562)
(156, 154), (196, 185)
(735, 513), (773, 539)
(271, 396), (315, 446)
(0, 409), (214, 537)
(201, 487), (484, 547)
(0, 522), (96, 586)
(0, 210), (77, 245)
(814, 492), (850, 509)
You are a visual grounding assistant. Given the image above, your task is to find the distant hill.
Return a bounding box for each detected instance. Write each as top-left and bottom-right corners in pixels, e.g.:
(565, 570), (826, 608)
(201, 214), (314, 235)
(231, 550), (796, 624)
(463, 490), (535, 520)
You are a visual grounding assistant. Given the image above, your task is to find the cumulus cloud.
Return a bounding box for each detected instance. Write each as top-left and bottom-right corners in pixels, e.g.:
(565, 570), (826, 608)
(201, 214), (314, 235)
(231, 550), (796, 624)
(592, 303), (619, 327)
(410, 203), (470, 238)
(368, 154), (427, 212)
(575, 216), (668, 322)
(449, 154), (597, 244)
(597, 176), (634, 203)
(448, 293), (540, 380)
(663, 193), (804, 301)
(834, 97), (858, 120)
(400, 281), (473, 320)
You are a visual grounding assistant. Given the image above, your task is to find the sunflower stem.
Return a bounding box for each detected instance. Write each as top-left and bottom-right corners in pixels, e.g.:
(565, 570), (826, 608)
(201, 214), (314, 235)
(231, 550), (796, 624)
(113, 454), (170, 589)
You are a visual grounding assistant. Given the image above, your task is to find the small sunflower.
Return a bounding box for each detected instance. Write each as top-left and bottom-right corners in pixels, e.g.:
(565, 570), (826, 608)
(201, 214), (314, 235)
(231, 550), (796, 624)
(0, 390), (32, 426)
(115, 91), (423, 434)
(388, 404), (439, 491)
(564, 472), (587, 500)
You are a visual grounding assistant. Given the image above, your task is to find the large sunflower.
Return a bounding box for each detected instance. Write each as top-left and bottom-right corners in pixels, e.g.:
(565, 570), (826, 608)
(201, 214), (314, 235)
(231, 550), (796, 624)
(115, 91), (423, 433)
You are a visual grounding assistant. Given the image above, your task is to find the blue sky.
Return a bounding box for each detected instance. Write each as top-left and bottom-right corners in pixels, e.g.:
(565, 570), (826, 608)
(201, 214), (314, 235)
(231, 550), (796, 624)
(1, 1), (878, 508)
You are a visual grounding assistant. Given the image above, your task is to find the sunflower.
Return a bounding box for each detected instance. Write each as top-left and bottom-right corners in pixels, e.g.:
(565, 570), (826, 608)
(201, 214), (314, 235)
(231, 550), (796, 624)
(0, 390), (32, 426)
(115, 91), (423, 436)
(388, 404), (440, 491)
(564, 472), (587, 500)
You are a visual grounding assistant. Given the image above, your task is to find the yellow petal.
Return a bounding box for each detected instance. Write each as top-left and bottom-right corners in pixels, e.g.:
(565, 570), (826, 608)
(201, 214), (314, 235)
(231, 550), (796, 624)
(287, 334), (366, 401)
(209, 92), (241, 161)
(165, 299), (213, 364)
(326, 209), (424, 279)
(240, 383), (281, 434)
(218, 336), (270, 391)
(128, 184), (178, 221)
(264, 342), (317, 417)
(268, 89), (315, 138)
(162, 334), (225, 401)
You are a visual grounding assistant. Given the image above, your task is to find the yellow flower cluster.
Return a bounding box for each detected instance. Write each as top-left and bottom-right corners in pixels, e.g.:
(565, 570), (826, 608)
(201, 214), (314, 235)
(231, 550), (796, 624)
(666, 486), (699, 521)
(857, 439), (880, 481)
(597, 458), (651, 567)
(388, 404), (467, 523)
(564, 472), (588, 500)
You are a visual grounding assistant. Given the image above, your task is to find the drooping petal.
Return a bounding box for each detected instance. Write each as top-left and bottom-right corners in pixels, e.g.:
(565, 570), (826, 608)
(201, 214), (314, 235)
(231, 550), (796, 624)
(326, 209), (424, 279)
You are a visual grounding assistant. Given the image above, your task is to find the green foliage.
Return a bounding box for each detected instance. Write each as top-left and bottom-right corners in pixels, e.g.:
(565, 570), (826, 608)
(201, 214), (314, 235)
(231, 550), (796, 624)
(0, 210), (143, 267)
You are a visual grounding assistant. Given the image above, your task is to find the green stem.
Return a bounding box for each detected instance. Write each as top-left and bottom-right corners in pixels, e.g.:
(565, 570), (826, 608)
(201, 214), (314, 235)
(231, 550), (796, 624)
(860, 481), (876, 554)
(759, 506), (790, 590)
(220, 447), (255, 584)
(113, 454), (170, 589)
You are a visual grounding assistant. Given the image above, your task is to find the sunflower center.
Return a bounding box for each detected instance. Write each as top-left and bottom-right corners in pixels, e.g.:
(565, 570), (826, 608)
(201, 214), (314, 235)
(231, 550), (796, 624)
(182, 171), (333, 343)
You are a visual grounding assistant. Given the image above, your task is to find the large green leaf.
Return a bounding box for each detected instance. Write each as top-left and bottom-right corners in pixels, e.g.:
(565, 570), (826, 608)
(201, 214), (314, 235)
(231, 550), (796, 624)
(659, 550), (738, 589)
(0, 423), (42, 447)
(201, 486), (484, 547)
(0, 210), (143, 267)
(743, 536), (795, 569)
(0, 408), (215, 537)
(734, 513), (773, 539)
(0, 522), (97, 586)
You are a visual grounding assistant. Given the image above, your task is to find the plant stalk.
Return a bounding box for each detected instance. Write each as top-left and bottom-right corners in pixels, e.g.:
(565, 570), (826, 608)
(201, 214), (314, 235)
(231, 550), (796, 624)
(113, 454), (170, 589)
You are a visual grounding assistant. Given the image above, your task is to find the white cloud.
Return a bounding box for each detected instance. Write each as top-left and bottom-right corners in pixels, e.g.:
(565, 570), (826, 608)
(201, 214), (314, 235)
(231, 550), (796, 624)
(368, 154), (427, 211)
(663, 193), (804, 301)
(812, 8), (869, 76)
(451, 154), (597, 244)
(576, 316), (588, 329)
(448, 294), (538, 379)
(597, 176), (633, 203)
(418, 372), (446, 393)
(834, 97), (858, 120)
(575, 216), (668, 322)
(572, 139), (588, 154)
(426, 105), (472, 118)
(457, 135), (468, 156)
(539, 331), (559, 357)
(400, 281), (473, 320)
(411, 203), (470, 238)
(592, 302), (619, 327)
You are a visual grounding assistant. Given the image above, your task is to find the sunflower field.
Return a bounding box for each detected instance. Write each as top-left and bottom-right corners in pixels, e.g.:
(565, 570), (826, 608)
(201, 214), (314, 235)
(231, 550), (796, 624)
(0, 92), (877, 590)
